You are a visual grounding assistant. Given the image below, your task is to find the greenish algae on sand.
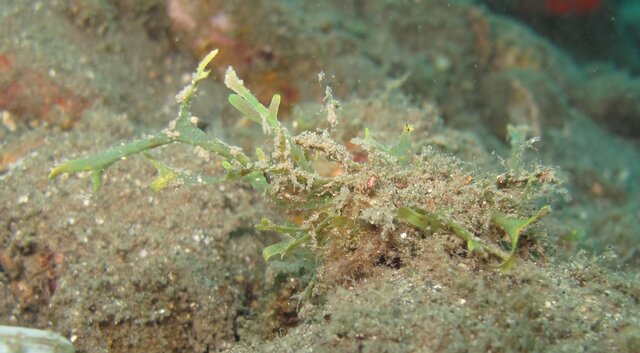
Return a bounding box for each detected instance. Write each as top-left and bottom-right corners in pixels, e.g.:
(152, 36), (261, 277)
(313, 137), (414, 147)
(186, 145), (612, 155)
(50, 49), (558, 285)
(0, 1), (631, 351)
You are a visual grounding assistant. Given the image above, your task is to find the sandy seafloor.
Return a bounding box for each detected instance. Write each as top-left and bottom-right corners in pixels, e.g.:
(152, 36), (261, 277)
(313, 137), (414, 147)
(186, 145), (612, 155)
(1, 1), (639, 352)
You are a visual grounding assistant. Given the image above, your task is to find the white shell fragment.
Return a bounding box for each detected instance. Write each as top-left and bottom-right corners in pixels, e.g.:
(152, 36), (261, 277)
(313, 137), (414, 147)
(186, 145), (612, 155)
(0, 326), (74, 353)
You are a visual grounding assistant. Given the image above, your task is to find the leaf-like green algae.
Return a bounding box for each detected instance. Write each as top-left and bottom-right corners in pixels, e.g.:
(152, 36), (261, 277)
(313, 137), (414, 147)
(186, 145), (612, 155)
(49, 48), (555, 275)
(491, 205), (550, 270)
(397, 206), (487, 256)
(48, 49), (242, 192)
(398, 205), (550, 270)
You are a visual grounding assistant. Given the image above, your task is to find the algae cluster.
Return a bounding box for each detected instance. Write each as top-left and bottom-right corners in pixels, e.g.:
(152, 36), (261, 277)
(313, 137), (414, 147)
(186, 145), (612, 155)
(1, 1), (639, 352)
(50, 49), (559, 288)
